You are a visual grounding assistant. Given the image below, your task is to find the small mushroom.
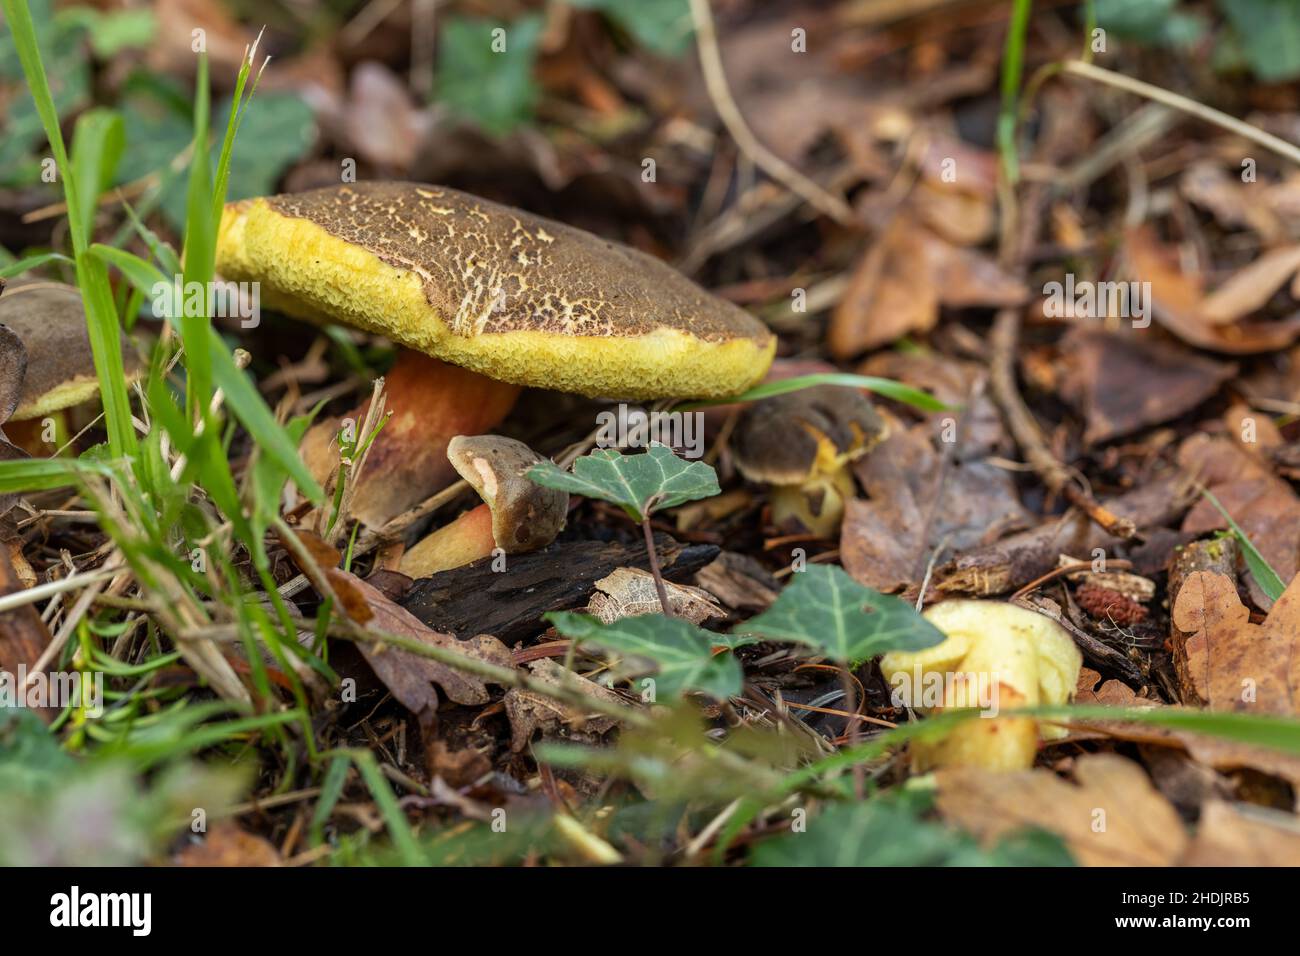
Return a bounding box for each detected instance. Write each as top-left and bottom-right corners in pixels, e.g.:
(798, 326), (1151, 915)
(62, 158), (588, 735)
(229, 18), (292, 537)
(1, 280), (142, 422)
(216, 183), (776, 526)
(879, 600), (1082, 771)
(731, 385), (887, 538)
(0, 280), (142, 453)
(399, 435), (568, 577)
(0, 321), (27, 426)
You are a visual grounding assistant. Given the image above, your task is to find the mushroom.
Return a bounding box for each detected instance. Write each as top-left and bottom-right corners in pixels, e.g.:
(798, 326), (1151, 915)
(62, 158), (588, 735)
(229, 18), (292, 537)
(731, 385), (887, 538)
(216, 182), (776, 527)
(399, 435), (568, 577)
(878, 600), (1082, 771)
(0, 279), (142, 452)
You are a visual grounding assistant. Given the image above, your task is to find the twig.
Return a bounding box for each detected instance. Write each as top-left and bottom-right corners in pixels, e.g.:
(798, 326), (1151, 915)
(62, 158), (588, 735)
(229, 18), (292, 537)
(687, 0), (856, 226)
(1061, 59), (1300, 169)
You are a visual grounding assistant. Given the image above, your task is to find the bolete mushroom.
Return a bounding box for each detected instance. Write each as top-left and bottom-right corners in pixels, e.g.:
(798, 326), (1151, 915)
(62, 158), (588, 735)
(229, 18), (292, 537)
(215, 182), (776, 526)
(0, 279), (142, 452)
(879, 600), (1082, 771)
(399, 435), (568, 577)
(731, 385), (886, 538)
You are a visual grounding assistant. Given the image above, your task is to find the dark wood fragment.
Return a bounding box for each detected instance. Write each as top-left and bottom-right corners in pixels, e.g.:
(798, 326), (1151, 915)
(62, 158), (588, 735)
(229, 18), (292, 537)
(401, 534), (719, 645)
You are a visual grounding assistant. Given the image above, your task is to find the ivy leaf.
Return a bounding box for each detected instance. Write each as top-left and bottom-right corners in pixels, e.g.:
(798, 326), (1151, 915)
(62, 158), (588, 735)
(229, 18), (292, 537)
(570, 0), (694, 58)
(546, 611), (742, 701)
(437, 15), (544, 135)
(527, 443), (720, 522)
(738, 565), (945, 663)
(750, 796), (1074, 867)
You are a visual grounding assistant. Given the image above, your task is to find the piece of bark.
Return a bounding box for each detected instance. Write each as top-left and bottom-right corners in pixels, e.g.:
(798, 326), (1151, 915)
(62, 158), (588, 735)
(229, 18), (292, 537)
(401, 535), (719, 645)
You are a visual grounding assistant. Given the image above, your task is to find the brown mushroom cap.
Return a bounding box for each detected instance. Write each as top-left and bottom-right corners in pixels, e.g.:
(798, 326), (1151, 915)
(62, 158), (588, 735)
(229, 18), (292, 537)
(0, 321), (27, 426)
(216, 183), (776, 399)
(446, 434), (568, 553)
(0, 280), (142, 421)
(731, 385), (887, 486)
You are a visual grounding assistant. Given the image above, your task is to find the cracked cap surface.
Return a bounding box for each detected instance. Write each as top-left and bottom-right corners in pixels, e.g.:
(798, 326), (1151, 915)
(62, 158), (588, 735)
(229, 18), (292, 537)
(216, 182), (776, 398)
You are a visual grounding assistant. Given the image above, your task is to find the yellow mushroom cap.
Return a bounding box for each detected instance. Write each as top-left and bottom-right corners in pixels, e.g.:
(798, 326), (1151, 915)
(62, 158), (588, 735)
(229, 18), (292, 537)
(216, 183), (776, 399)
(880, 600), (1082, 771)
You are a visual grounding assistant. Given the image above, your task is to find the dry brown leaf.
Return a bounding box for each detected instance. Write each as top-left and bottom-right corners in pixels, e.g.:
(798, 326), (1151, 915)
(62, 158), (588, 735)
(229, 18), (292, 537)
(1181, 801), (1300, 865)
(1124, 226), (1300, 354)
(830, 216), (1026, 357)
(1075, 667), (1148, 707)
(935, 754), (1189, 866)
(279, 529), (374, 624)
(842, 405), (1029, 593)
(586, 567), (724, 626)
(175, 823), (283, 867)
(347, 574), (514, 719)
(1057, 328), (1234, 446)
(1180, 161), (1283, 241)
(503, 658), (622, 753)
(1203, 245), (1300, 325)
(0, 539), (51, 681)
(1179, 433), (1300, 610)
(1171, 570), (1300, 714)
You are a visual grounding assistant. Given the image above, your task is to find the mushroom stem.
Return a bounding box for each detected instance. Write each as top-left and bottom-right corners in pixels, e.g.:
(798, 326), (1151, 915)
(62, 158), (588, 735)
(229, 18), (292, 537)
(399, 502), (496, 577)
(301, 351), (521, 528)
(769, 464), (856, 539)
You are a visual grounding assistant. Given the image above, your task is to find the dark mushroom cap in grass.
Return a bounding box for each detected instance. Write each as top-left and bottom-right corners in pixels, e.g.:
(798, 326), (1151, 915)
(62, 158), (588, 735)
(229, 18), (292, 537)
(732, 385), (887, 537)
(732, 385), (887, 486)
(216, 183), (776, 399)
(0, 279), (142, 421)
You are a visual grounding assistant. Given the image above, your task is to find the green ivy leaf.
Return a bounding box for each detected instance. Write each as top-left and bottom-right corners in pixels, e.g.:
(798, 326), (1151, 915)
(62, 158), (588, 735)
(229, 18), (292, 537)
(1218, 0), (1300, 82)
(437, 15), (544, 135)
(750, 796), (1074, 867)
(117, 85), (315, 232)
(527, 443), (720, 522)
(570, 0), (694, 58)
(738, 565), (945, 663)
(546, 611), (742, 701)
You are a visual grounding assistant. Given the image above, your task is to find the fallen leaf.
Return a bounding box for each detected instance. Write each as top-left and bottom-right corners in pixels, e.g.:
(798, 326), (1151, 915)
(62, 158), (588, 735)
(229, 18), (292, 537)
(585, 567), (724, 626)
(1075, 667), (1148, 707)
(175, 823), (283, 867)
(347, 574), (515, 720)
(936, 754), (1189, 866)
(1171, 570), (1300, 714)
(1180, 161), (1282, 241)
(1124, 226), (1300, 354)
(843, 412), (1031, 592)
(503, 658), (622, 753)
(830, 216), (1027, 357)
(1178, 433), (1300, 609)
(1057, 328), (1234, 446)
(1180, 800), (1300, 865)
(1202, 244), (1300, 325)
